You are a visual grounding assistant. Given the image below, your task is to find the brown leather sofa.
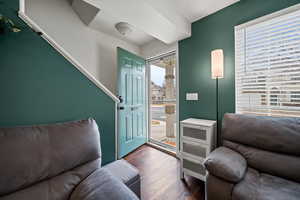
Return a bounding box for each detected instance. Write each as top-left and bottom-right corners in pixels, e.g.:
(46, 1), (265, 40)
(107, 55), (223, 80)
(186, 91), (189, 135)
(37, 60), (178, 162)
(204, 113), (300, 200)
(0, 119), (140, 200)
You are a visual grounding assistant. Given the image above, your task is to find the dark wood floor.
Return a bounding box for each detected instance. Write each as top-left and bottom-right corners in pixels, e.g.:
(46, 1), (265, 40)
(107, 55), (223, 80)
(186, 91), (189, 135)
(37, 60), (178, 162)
(125, 145), (205, 200)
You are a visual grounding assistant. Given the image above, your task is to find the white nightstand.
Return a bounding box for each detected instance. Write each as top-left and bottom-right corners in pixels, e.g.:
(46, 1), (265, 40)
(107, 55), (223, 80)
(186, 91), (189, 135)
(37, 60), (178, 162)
(180, 118), (216, 182)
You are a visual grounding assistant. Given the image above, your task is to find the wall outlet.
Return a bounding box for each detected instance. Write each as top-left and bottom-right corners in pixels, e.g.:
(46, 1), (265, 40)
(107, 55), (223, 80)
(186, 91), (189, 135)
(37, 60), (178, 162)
(186, 93), (198, 101)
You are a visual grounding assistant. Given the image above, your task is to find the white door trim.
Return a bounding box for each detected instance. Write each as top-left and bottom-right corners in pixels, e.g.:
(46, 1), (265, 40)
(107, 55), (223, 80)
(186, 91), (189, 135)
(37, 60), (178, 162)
(175, 46), (180, 156)
(146, 49), (180, 157)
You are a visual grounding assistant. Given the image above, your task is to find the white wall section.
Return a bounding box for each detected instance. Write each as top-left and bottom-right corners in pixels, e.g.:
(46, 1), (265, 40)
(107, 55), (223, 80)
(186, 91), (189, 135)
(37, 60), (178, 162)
(141, 39), (178, 59)
(72, 0), (99, 25)
(25, 0), (141, 95)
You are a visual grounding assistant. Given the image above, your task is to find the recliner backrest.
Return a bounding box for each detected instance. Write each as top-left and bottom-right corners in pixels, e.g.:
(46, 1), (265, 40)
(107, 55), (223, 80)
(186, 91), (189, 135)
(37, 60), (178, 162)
(222, 113), (300, 183)
(222, 113), (300, 156)
(0, 118), (101, 196)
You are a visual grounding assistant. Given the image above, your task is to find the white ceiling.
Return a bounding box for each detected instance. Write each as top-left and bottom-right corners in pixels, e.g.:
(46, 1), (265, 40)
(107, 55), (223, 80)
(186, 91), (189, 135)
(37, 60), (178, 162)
(151, 0), (240, 23)
(73, 0), (239, 46)
(89, 10), (154, 46)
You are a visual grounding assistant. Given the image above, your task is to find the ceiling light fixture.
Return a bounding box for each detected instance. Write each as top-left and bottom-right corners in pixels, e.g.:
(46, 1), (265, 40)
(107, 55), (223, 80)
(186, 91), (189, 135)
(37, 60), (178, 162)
(115, 22), (132, 36)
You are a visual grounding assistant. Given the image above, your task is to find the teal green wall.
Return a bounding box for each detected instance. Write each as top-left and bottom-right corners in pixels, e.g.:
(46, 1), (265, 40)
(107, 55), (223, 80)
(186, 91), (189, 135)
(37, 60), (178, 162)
(179, 0), (300, 141)
(0, 1), (116, 164)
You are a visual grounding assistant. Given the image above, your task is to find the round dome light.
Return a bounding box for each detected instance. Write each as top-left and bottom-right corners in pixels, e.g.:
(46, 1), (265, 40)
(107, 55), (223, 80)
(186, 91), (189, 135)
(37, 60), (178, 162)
(115, 22), (132, 36)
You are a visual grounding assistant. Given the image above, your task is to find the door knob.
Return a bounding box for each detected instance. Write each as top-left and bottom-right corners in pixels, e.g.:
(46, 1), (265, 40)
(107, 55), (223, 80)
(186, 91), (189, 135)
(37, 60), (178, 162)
(118, 106), (125, 110)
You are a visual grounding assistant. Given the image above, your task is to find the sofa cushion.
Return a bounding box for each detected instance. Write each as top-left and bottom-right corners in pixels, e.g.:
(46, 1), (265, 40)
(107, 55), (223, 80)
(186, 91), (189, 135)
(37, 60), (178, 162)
(103, 159), (139, 187)
(0, 159), (101, 200)
(233, 168), (300, 200)
(103, 159), (140, 197)
(0, 118), (101, 196)
(224, 140), (300, 183)
(204, 147), (247, 183)
(70, 168), (139, 200)
(222, 113), (300, 156)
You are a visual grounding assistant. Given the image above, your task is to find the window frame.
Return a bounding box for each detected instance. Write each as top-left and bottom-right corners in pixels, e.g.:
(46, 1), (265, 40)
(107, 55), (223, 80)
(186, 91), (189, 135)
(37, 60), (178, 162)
(234, 3), (300, 116)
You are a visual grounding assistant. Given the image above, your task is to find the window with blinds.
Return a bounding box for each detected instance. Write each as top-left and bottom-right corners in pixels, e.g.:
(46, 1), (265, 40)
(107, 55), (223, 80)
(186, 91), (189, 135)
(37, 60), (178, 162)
(235, 5), (300, 117)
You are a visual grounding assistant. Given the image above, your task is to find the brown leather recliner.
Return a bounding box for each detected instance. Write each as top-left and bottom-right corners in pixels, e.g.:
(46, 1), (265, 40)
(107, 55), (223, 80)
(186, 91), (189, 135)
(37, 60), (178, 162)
(0, 119), (139, 200)
(204, 113), (300, 200)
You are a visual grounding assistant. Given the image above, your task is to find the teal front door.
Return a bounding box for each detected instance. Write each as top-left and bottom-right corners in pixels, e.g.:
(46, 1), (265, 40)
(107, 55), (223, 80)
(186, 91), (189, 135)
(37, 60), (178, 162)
(117, 47), (147, 158)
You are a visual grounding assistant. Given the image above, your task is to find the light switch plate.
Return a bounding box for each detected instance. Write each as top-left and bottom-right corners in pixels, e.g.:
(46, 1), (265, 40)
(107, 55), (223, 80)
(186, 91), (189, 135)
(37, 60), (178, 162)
(186, 93), (198, 101)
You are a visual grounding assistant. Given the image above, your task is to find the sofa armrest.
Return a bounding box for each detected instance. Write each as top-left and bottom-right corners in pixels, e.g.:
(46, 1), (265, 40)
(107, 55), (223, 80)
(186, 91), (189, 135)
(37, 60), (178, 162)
(70, 169), (139, 200)
(204, 147), (247, 183)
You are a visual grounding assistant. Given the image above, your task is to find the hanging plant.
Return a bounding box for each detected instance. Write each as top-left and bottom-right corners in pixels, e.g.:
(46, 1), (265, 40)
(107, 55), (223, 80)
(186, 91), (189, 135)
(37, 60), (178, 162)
(0, 14), (21, 34)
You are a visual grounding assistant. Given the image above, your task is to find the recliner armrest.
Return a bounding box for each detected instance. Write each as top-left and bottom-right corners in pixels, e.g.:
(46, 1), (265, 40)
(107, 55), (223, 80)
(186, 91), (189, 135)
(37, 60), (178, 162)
(204, 147), (247, 183)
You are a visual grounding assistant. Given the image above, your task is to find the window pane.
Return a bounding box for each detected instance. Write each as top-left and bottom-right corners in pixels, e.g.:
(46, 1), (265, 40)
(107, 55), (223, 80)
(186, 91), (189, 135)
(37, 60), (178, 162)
(235, 7), (300, 117)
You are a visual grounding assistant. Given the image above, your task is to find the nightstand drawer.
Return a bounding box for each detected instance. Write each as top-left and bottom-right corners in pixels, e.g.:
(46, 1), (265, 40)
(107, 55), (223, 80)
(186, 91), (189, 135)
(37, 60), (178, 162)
(182, 140), (207, 159)
(182, 158), (206, 177)
(180, 118), (216, 182)
(182, 126), (207, 142)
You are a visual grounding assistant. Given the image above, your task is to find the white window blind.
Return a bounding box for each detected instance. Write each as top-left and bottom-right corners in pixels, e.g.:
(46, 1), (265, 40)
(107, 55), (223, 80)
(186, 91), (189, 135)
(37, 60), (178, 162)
(235, 5), (300, 117)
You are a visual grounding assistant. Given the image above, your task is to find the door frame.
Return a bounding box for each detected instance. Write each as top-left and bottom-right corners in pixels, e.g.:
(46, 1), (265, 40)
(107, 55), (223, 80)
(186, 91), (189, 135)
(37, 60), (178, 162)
(146, 49), (180, 156)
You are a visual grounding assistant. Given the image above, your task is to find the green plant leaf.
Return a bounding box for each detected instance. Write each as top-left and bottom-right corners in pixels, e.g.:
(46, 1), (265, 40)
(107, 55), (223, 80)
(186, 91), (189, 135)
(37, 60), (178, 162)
(12, 27), (21, 32)
(8, 19), (15, 25)
(0, 14), (21, 33)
